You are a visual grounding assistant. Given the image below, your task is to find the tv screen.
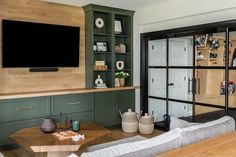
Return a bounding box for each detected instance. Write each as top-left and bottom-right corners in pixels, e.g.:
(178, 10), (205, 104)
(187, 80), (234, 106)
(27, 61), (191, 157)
(2, 19), (80, 68)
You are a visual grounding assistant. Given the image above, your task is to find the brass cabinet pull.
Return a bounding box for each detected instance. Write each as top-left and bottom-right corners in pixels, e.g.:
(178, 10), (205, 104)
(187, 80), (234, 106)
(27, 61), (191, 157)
(67, 102), (81, 105)
(16, 107), (34, 111)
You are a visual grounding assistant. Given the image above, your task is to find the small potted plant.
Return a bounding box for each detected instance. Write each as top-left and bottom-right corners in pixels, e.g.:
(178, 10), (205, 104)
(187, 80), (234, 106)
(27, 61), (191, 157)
(115, 71), (129, 87)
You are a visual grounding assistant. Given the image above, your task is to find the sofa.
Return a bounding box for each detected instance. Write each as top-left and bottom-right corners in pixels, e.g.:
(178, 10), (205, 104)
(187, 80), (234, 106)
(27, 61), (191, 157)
(73, 116), (235, 157)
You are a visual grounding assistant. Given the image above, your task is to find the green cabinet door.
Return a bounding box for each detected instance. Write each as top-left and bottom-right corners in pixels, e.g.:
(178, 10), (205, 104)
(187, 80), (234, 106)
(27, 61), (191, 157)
(114, 89), (135, 125)
(0, 118), (44, 146)
(95, 91), (116, 127)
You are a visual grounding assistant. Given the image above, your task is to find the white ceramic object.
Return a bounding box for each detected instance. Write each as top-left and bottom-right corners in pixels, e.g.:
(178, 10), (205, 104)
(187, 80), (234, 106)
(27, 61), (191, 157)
(116, 61), (124, 70)
(139, 113), (154, 134)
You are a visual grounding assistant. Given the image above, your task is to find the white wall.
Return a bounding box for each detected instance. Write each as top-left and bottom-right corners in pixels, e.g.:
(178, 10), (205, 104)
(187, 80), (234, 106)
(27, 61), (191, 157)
(133, 0), (236, 111)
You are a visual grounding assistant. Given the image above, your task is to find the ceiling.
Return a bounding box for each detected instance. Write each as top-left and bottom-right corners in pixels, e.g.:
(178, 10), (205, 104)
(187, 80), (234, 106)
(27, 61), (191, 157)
(42, 0), (160, 10)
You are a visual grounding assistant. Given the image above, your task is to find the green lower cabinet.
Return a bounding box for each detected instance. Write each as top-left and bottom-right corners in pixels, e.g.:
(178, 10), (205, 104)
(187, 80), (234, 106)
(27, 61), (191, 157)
(95, 92), (116, 127)
(0, 118), (44, 147)
(0, 96), (50, 123)
(52, 111), (94, 124)
(95, 89), (135, 127)
(51, 93), (94, 116)
(114, 89), (135, 125)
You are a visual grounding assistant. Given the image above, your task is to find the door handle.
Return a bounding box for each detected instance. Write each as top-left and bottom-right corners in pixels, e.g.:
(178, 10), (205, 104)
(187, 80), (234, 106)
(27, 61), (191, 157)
(188, 78), (192, 94)
(168, 83), (174, 86)
(188, 78), (197, 94)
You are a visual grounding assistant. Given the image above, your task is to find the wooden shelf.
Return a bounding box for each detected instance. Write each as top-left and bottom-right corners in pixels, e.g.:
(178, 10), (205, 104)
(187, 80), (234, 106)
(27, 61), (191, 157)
(115, 52), (131, 55)
(115, 69), (130, 72)
(94, 51), (111, 54)
(197, 58), (207, 61)
(209, 58), (219, 61)
(0, 86), (137, 100)
(115, 34), (130, 38)
(94, 70), (111, 72)
(94, 33), (112, 36)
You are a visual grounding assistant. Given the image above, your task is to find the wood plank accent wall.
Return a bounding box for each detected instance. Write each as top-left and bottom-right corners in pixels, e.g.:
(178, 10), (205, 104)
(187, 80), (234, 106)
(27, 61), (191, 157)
(0, 0), (85, 93)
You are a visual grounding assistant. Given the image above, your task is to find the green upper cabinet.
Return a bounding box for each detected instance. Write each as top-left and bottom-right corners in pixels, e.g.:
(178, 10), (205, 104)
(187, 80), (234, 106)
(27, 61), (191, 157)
(83, 4), (135, 88)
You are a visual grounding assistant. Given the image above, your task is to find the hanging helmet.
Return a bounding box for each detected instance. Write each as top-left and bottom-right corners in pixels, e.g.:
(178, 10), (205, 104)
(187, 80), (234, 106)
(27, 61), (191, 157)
(195, 35), (207, 47)
(209, 37), (220, 50)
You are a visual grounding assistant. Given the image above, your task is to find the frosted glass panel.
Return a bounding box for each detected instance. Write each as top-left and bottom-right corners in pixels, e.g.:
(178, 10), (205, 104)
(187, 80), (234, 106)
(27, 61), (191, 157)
(169, 101), (192, 118)
(148, 69), (166, 98)
(169, 37), (193, 66)
(169, 69), (193, 101)
(148, 39), (166, 66)
(148, 98), (166, 122)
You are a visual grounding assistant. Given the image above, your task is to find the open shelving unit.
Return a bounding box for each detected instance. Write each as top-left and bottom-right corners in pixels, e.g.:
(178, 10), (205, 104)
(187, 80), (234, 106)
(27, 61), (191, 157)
(83, 4), (134, 88)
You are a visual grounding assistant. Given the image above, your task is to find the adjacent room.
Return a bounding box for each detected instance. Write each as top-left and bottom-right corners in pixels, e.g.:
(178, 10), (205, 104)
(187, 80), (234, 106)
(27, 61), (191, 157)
(1, 0), (236, 157)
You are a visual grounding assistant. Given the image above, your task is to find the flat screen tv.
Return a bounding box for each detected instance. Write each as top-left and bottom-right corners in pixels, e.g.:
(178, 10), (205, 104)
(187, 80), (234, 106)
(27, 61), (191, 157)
(2, 19), (80, 68)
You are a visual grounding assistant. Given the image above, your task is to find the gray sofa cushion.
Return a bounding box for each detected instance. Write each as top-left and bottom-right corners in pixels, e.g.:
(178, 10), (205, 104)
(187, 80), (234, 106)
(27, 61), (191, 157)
(178, 115), (235, 146)
(169, 117), (200, 130)
(80, 129), (182, 157)
(87, 135), (147, 152)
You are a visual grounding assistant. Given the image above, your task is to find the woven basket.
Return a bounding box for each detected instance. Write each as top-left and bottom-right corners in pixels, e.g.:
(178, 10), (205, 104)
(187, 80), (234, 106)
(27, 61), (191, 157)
(120, 109), (139, 133)
(139, 113), (154, 134)
(122, 121), (139, 133)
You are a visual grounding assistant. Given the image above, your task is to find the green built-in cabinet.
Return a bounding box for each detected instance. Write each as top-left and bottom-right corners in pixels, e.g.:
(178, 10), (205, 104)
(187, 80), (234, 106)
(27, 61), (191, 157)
(0, 89), (135, 146)
(95, 89), (135, 127)
(83, 4), (135, 88)
(0, 94), (94, 147)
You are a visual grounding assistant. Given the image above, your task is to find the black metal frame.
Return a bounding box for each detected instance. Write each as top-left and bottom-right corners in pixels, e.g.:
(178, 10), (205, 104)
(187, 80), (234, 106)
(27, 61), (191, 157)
(140, 19), (236, 129)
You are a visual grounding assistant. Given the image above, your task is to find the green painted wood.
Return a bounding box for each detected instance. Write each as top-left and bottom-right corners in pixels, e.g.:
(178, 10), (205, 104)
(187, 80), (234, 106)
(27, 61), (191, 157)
(114, 89), (135, 124)
(51, 93), (94, 116)
(83, 4), (135, 16)
(0, 118), (44, 146)
(0, 97), (50, 123)
(94, 91), (116, 127)
(83, 4), (134, 88)
(94, 90), (135, 127)
(52, 111), (94, 124)
(85, 11), (94, 88)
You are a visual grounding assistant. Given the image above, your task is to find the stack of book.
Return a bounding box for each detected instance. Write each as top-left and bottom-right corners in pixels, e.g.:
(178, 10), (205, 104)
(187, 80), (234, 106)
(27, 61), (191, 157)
(95, 83), (107, 88)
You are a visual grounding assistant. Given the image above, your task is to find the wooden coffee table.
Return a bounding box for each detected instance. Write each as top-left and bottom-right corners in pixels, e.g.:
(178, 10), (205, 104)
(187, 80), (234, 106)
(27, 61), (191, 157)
(10, 123), (111, 157)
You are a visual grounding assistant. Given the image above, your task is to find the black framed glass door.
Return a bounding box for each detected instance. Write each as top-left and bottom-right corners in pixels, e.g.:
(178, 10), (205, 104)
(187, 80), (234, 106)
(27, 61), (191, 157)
(141, 20), (236, 129)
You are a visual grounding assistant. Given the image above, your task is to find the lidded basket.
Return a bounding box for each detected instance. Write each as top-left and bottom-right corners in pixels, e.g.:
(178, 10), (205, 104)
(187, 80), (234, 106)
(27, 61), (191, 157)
(139, 113), (154, 134)
(120, 109), (139, 133)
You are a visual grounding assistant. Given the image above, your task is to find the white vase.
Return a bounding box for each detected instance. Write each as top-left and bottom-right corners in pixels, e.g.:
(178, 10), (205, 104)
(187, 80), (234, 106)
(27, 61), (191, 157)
(115, 78), (120, 87)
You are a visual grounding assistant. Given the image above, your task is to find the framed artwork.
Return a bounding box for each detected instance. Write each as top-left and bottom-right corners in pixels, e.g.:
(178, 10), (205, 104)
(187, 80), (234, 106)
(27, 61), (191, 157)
(96, 41), (108, 52)
(115, 18), (123, 34)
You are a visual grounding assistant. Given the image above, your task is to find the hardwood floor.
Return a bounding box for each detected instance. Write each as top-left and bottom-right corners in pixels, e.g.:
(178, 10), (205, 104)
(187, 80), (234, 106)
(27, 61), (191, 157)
(1, 128), (164, 157)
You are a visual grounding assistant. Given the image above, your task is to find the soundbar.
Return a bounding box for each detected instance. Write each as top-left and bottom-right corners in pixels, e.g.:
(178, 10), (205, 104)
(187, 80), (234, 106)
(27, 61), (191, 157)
(29, 67), (59, 72)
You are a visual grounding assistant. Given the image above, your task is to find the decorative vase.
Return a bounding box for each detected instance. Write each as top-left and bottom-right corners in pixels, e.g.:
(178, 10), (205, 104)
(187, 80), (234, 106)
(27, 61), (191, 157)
(115, 78), (120, 87)
(41, 118), (57, 133)
(119, 78), (125, 87)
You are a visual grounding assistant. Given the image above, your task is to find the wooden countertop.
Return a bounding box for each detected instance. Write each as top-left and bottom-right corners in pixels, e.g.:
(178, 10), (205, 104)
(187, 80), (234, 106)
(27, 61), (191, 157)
(158, 131), (236, 157)
(0, 86), (138, 100)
